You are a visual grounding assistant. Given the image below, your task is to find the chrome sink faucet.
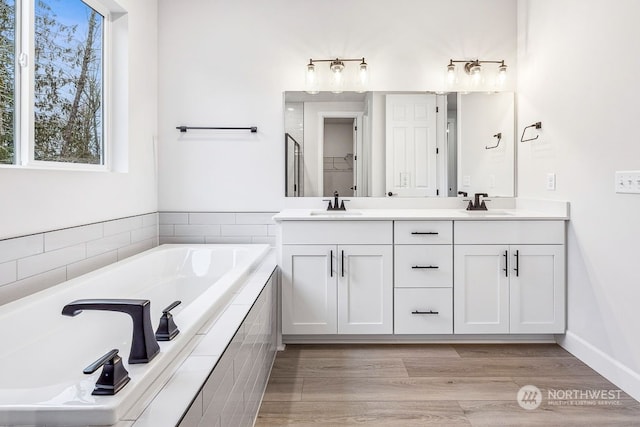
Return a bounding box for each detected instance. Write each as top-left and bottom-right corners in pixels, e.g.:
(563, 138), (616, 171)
(62, 299), (160, 364)
(323, 190), (348, 211)
(466, 192), (490, 211)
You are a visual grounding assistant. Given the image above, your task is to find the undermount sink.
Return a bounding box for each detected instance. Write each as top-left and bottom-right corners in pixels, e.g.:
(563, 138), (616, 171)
(460, 209), (514, 216)
(309, 210), (363, 216)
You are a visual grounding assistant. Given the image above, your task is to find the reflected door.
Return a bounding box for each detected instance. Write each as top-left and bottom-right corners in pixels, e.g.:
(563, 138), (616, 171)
(385, 94), (438, 197)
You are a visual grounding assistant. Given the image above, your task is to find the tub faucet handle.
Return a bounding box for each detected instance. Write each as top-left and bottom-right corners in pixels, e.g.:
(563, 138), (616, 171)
(155, 300), (182, 341)
(83, 349), (130, 396)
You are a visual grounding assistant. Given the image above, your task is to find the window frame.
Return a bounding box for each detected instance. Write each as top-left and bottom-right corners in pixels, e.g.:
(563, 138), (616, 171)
(7, 0), (112, 171)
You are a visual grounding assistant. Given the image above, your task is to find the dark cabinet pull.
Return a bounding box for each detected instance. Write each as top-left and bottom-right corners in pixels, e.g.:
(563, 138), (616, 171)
(514, 249), (520, 277)
(412, 310), (439, 315)
(330, 250), (333, 277)
(412, 265), (439, 269)
(341, 250), (345, 277)
(411, 232), (439, 235)
(503, 250), (508, 277)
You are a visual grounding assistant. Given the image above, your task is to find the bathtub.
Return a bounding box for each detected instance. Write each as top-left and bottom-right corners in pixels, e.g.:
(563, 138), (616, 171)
(0, 243), (270, 426)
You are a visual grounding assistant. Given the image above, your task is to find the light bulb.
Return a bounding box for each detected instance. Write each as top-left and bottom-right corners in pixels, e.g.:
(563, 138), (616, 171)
(497, 63), (507, 86)
(356, 59), (368, 92)
(305, 62), (319, 94)
(330, 59), (345, 94)
(446, 61), (456, 86)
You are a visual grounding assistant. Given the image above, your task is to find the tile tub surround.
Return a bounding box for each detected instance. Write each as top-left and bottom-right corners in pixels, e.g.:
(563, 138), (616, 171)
(130, 252), (278, 427)
(0, 213), (158, 305)
(159, 212), (278, 246)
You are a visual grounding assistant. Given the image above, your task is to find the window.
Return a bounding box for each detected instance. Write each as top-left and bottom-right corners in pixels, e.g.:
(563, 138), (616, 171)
(1, 0), (109, 167)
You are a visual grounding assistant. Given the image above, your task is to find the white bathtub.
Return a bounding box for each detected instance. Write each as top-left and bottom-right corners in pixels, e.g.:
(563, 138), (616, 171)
(0, 244), (270, 426)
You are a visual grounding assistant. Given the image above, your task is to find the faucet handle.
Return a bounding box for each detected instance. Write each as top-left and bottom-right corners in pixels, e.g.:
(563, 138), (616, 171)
(322, 199), (334, 210)
(155, 300), (182, 341)
(83, 349), (130, 395)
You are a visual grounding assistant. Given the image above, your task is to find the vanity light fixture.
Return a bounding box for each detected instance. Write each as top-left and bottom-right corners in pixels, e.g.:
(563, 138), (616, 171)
(446, 59), (507, 88)
(305, 57), (368, 94)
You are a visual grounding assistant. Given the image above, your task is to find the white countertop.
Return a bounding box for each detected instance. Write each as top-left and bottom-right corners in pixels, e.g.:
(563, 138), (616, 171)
(273, 208), (569, 221)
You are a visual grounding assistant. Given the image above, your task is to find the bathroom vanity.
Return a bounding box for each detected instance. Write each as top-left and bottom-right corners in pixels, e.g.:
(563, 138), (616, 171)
(274, 206), (568, 342)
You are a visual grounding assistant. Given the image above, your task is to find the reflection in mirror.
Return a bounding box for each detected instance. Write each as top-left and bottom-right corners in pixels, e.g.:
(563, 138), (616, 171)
(284, 91), (514, 198)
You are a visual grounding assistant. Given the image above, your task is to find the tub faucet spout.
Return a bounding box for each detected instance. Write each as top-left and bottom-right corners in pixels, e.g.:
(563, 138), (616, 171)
(62, 299), (160, 364)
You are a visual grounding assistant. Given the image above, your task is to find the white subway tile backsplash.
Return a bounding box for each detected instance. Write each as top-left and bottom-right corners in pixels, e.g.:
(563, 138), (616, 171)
(175, 225), (221, 236)
(205, 236), (248, 244)
(220, 225), (267, 237)
(189, 213), (235, 225)
(17, 244), (86, 280)
(0, 234), (43, 264)
(44, 223), (103, 252)
(142, 213), (158, 227)
(0, 267), (67, 306)
(104, 216), (144, 236)
(251, 236), (276, 246)
(160, 212), (189, 225)
(159, 224), (174, 236)
(267, 225), (278, 236)
(132, 225), (157, 243)
(234, 213), (276, 225)
(118, 238), (155, 261)
(160, 236), (205, 244)
(0, 261), (16, 286)
(67, 251), (118, 280)
(87, 232), (131, 258)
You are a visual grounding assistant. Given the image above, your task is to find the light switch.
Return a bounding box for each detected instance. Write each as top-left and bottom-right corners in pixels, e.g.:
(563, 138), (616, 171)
(546, 173), (556, 191)
(615, 171), (640, 194)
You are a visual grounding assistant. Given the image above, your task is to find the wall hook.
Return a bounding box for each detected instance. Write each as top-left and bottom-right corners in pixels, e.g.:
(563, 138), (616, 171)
(485, 132), (502, 149)
(520, 121), (542, 142)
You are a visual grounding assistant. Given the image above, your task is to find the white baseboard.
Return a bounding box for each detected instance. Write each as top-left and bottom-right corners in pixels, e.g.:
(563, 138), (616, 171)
(558, 331), (640, 401)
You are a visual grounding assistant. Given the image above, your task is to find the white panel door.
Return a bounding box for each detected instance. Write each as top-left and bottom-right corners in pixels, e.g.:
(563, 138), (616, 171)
(385, 94), (438, 197)
(454, 245), (510, 334)
(337, 245), (393, 334)
(281, 245), (337, 334)
(510, 245), (565, 333)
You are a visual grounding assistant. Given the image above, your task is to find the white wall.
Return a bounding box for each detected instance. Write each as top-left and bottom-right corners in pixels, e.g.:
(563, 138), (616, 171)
(517, 0), (640, 398)
(0, 0), (158, 240)
(157, 0), (517, 211)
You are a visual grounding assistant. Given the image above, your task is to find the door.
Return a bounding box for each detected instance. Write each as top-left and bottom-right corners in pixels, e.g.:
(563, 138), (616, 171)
(385, 94), (438, 197)
(281, 245), (337, 334)
(454, 245), (510, 334)
(510, 245), (565, 333)
(337, 245), (393, 334)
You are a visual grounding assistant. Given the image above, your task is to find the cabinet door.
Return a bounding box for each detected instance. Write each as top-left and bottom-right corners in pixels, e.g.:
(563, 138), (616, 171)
(281, 245), (337, 334)
(510, 245), (565, 333)
(337, 245), (393, 334)
(454, 245), (510, 334)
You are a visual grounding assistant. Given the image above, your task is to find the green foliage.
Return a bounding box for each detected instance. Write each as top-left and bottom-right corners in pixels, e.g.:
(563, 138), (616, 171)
(0, 0), (15, 164)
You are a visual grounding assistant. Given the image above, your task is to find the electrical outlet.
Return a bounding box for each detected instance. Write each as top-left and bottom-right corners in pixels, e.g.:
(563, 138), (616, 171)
(616, 171), (640, 194)
(546, 173), (556, 191)
(463, 175), (471, 187)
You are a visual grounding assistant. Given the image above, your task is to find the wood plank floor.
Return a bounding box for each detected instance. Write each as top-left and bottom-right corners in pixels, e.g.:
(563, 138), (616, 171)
(256, 344), (640, 426)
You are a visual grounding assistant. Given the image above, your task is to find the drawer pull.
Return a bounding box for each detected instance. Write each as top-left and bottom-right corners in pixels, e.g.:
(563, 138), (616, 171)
(412, 310), (439, 315)
(411, 232), (439, 235)
(411, 265), (439, 269)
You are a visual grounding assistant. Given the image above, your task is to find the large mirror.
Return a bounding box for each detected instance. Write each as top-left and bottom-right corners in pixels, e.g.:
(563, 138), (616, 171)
(284, 91), (515, 198)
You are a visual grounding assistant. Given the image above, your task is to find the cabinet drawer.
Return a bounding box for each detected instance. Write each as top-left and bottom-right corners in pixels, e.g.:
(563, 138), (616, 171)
(394, 288), (453, 334)
(394, 245), (452, 288)
(394, 221), (453, 244)
(454, 221), (565, 245)
(281, 221), (392, 245)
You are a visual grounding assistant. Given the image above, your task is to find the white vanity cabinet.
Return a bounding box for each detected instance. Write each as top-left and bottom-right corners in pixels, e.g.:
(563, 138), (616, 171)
(453, 221), (565, 334)
(393, 221), (454, 334)
(280, 221), (393, 335)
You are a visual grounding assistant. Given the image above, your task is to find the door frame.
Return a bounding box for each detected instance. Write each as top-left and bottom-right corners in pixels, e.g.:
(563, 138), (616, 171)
(317, 111), (364, 197)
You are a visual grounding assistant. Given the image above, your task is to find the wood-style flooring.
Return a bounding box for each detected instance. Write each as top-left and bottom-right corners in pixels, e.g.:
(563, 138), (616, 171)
(255, 344), (640, 426)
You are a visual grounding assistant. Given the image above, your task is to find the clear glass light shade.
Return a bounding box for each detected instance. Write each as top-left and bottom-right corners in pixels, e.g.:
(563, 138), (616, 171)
(330, 61), (345, 93)
(497, 64), (507, 86)
(356, 61), (369, 92)
(446, 64), (456, 87)
(305, 63), (319, 94)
